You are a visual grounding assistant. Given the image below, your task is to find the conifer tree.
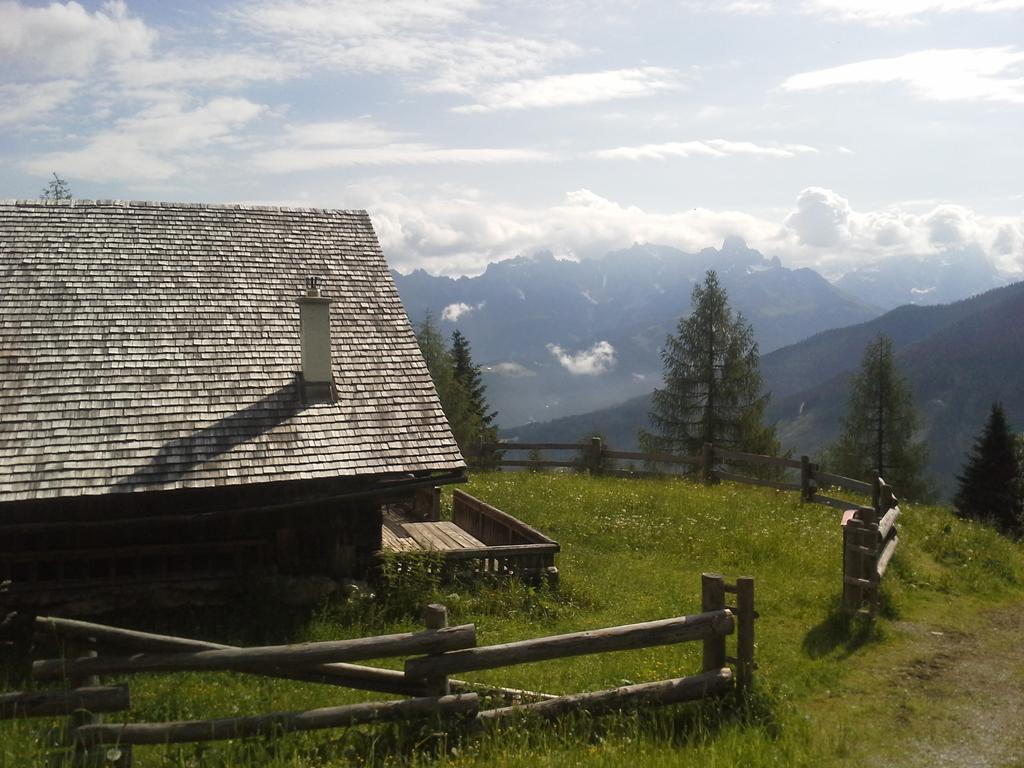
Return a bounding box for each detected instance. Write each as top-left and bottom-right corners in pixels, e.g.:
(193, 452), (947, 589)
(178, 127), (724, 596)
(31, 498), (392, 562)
(827, 334), (929, 499)
(414, 316), (497, 459)
(450, 329), (499, 455)
(40, 173), (72, 201)
(953, 403), (1022, 536)
(640, 270), (777, 457)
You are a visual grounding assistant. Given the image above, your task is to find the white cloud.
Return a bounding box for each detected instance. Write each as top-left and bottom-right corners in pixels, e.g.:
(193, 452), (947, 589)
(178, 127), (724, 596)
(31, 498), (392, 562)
(0, 80), (78, 126)
(695, 0), (1024, 22)
(254, 144), (551, 173)
(780, 188), (1024, 277)
(453, 67), (684, 113)
(363, 183), (778, 276)
(114, 52), (301, 88)
(350, 181), (1024, 280)
(807, 0), (1024, 23)
(441, 301), (484, 321)
(485, 362), (536, 378)
(237, 0), (481, 39)
(782, 48), (1024, 103)
(22, 97), (267, 182)
(283, 120), (406, 147)
(0, 0), (155, 77)
(547, 341), (617, 375)
(235, 0), (580, 92)
(785, 187), (853, 247)
(595, 139), (818, 161)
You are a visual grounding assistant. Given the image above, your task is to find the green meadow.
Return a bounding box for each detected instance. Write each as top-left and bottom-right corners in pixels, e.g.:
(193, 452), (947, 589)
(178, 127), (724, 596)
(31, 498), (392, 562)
(3, 472), (1023, 767)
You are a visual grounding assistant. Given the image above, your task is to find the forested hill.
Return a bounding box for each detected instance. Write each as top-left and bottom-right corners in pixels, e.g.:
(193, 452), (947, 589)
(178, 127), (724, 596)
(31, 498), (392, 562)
(503, 280), (1024, 500)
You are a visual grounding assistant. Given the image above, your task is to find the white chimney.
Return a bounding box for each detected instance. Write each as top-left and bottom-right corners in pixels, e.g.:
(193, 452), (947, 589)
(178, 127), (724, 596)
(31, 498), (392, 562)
(297, 276), (335, 402)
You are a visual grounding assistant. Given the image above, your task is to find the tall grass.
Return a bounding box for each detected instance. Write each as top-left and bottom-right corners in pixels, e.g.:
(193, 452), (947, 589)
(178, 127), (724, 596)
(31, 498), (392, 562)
(2, 473), (1021, 767)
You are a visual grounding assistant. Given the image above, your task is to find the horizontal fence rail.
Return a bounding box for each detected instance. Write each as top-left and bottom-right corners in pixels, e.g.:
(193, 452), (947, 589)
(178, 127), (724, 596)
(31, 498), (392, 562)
(476, 439), (875, 515)
(74, 694), (481, 746)
(33, 625), (477, 682)
(405, 610), (735, 679)
(0, 686), (130, 720)
(10, 575), (758, 764)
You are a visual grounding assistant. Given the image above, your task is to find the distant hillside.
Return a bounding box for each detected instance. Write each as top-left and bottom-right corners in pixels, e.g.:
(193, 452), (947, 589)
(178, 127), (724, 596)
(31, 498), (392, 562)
(395, 238), (879, 426)
(503, 280), (1024, 500)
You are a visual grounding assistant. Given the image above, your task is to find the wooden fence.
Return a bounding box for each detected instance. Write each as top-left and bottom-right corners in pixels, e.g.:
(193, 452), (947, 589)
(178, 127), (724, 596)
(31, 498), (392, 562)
(478, 439), (874, 506)
(842, 478), (901, 614)
(2, 574), (755, 763)
(478, 440), (901, 613)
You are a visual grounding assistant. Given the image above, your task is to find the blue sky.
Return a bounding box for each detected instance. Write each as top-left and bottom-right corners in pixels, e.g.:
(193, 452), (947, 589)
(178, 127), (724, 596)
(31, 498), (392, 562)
(2, 0), (1022, 277)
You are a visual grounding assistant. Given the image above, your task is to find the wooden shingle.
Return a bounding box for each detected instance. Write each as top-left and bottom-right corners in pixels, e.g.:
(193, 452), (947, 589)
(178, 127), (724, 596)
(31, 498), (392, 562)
(0, 200), (464, 502)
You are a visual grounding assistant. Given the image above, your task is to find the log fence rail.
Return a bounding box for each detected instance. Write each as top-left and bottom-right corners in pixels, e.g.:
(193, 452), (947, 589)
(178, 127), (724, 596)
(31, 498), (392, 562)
(2, 575), (756, 762)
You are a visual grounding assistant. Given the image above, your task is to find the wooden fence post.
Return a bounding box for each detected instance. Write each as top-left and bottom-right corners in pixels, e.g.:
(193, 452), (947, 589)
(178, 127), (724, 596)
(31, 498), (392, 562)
(800, 456), (814, 502)
(61, 642), (131, 767)
(589, 437), (604, 476)
(701, 573), (726, 671)
(735, 577), (755, 691)
(842, 517), (861, 613)
(702, 443), (715, 485)
(422, 604), (450, 697)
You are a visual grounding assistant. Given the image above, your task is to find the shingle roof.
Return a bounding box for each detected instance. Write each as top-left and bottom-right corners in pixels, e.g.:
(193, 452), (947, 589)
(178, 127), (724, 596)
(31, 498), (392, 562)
(0, 200), (464, 502)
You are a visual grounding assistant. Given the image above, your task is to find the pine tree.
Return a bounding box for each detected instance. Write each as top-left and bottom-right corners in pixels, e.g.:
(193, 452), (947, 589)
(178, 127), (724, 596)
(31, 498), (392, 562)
(827, 334), (929, 500)
(953, 403), (1022, 536)
(415, 315), (495, 457)
(639, 270), (777, 458)
(450, 329), (499, 459)
(40, 173), (72, 201)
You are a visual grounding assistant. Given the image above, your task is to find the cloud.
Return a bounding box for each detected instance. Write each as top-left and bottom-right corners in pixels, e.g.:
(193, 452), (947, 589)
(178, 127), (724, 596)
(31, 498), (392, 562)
(485, 362), (536, 378)
(347, 180), (1024, 280)
(114, 52), (301, 88)
(694, 0), (1024, 22)
(781, 47), (1024, 103)
(453, 67), (684, 113)
(547, 341), (617, 375)
(807, 0), (1024, 23)
(254, 145), (551, 173)
(22, 97), (267, 182)
(594, 139), (818, 161)
(441, 301), (484, 321)
(365, 183), (778, 276)
(0, 0), (155, 77)
(235, 0), (580, 92)
(0, 80), (78, 126)
(283, 120), (406, 147)
(779, 188), (1024, 277)
(785, 187), (853, 247)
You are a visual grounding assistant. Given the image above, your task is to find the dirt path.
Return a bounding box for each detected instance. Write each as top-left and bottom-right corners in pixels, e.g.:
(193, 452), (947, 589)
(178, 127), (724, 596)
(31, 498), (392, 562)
(889, 603), (1024, 768)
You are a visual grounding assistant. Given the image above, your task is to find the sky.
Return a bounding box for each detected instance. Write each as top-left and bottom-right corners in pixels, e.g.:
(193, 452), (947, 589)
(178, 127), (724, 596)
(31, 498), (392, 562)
(2, 0), (1023, 278)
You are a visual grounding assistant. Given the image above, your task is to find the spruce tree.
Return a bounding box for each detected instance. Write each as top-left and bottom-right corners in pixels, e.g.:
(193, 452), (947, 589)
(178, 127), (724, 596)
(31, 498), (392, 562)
(953, 403), (1022, 536)
(450, 329), (499, 461)
(827, 334), (929, 499)
(415, 314), (475, 451)
(40, 173), (72, 201)
(640, 270), (777, 457)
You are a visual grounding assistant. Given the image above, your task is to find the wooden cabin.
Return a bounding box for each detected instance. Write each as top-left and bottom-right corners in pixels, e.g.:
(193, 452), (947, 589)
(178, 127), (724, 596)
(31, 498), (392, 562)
(0, 200), (468, 611)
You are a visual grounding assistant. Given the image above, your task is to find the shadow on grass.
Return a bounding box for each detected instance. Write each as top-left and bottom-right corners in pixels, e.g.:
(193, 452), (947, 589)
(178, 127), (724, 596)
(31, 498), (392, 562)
(802, 597), (892, 660)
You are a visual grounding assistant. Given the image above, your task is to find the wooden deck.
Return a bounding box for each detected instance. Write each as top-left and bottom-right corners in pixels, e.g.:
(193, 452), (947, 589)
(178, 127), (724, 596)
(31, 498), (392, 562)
(381, 508), (486, 553)
(379, 492), (559, 584)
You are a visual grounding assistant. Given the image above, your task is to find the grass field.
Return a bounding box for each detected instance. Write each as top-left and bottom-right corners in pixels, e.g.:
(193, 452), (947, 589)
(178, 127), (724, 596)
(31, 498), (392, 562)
(3, 472), (1023, 767)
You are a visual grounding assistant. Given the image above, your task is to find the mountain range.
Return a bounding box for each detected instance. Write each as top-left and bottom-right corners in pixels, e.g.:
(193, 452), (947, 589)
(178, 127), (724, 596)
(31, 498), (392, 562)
(394, 238), (882, 426)
(503, 280), (1024, 501)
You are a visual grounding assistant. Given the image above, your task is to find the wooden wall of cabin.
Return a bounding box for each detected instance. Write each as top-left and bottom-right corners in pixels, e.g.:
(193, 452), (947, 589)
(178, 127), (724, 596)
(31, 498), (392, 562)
(0, 478), (389, 609)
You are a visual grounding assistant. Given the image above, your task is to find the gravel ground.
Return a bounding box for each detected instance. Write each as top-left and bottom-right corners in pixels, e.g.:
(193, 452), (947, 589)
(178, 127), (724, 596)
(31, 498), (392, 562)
(893, 604), (1024, 768)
